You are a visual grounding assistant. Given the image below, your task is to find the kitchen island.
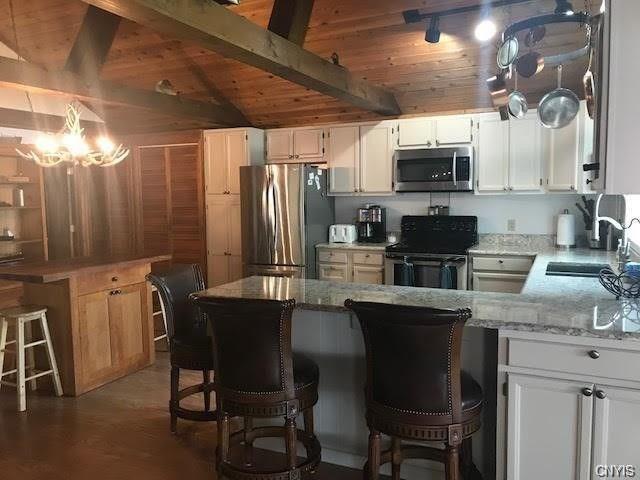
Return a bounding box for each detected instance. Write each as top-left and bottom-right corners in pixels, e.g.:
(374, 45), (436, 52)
(0, 254), (170, 396)
(195, 247), (640, 480)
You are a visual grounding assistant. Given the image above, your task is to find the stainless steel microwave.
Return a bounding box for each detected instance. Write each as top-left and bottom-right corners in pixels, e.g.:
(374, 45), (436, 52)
(394, 146), (474, 192)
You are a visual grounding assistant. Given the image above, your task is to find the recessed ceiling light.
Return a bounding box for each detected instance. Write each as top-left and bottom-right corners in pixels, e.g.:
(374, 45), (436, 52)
(475, 19), (497, 42)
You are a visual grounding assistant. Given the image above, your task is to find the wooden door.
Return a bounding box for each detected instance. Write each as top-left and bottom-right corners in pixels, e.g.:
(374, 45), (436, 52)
(226, 131), (248, 195)
(544, 116), (579, 192)
(328, 126), (360, 194)
(509, 114), (543, 192)
(78, 290), (113, 385)
(266, 130), (293, 162)
(352, 265), (383, 285)
(139, 147), (171, 254)
(294, 128), (324, 160)
(477, 116), (509, 193)
(507, 374), (593, 480)
(108, 283), (149, 370)
(435, 116), (473, 145)
(228, 195), (242, 256)
(206, 195), (230, 257)
(592, 385), (640, 472)
(206, 195), (241, 287)
(359, 125), (393, 194)
(204, 132), (228, 195)
(228, 255), (244, 283)
(397, 118), (434, 148)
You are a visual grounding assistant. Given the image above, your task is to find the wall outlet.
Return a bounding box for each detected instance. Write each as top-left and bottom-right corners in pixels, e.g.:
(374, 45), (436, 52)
(507, 219), (516, 232)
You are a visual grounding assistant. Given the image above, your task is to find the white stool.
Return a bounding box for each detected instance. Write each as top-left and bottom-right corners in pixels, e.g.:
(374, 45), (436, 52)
(0, 306), (63, 412)
(152, 285), (169, 348)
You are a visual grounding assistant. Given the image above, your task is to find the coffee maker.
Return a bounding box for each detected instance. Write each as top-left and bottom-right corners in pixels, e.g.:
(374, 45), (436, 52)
(357, 205), (386, 243)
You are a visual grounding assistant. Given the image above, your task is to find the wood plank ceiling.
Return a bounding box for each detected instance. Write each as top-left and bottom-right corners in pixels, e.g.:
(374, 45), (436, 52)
(0, 0), (595, 133)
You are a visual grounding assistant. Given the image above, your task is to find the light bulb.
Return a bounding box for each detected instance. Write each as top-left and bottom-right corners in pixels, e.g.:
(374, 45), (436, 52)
(97, 136), (115, 154)
(63, 134), (89, 156)
(475, 19), (497, 42)
(35, 135), (58, 153)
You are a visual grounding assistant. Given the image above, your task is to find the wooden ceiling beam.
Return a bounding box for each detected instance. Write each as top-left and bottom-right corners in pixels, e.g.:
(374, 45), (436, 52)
(79, 0), (401, 116)
(0, 57), (247, 126)
(0, 107), (102, 133)
(268, 0), (315, 46)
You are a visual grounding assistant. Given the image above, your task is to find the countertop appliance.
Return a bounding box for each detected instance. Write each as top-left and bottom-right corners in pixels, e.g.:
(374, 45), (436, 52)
(329, 224), (357, 244)
(356, 205), (386, 243)
(385, 215), (478, 289)
(395, 146), (473, 192)
(240, 164), (335, 279)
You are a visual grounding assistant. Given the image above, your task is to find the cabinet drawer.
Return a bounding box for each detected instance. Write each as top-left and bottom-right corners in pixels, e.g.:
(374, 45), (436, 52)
(317, 250), (348, 264)
(318, 263), (350, 282)
(473, 255), (534, 273)
(508, 338), (640, 384)
(352, 252), (384, 266)
(77, 265), (148, 296)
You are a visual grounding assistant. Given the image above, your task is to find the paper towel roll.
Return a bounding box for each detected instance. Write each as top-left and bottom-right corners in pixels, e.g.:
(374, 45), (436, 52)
(556, 211), (576, 247)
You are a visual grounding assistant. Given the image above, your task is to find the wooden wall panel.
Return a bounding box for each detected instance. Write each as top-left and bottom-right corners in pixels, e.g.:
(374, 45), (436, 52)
(139, 146), (170, 256)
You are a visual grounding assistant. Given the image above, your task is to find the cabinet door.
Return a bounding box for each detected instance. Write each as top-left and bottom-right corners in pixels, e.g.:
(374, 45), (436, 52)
(318, 263), (350, 282)
(228, 195), (242, 256)
(78, 290), (113, 383)
(228, 255), (244, 283)
(328, 126), (360, 194)
(352, 265), (384, 285)
(544, 118), (579, 192)
(206, 195), (230, 256)
(435, 116), (473, 145)
(226, 131), (248, 195)
(477, 116), (509, 192)
(204, 132), (228, 195)
(108, 283), (148, 368)
(359, 125), (393, 194)
(397, 118), (434, 148)
(472, 272), (527, 293)
(507, 374), (593, 480)
(509, 114), (542, 192)
(592, 385), (640, 471)
(266, 130), (293, 162)
(208, 255), (230, 287)
(294, 129), (324, 160)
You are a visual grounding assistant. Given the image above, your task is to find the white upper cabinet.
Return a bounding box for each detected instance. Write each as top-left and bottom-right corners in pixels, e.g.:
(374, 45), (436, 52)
(328, 125), (360, 194)
(266, 127), (325, 163)
(509, 113), (542, 192)
(397, 115), (472, 149)
(360, 125), (394, 194)
(477, 115), (509, 193)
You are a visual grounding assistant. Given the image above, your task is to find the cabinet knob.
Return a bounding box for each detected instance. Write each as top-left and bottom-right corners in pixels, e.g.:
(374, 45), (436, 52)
(110, 289), (121, 296)
(365, 254), (370, 258)
(426, 141), (432, 147)
(570, 185), (575, 191)
(503, 186), (508, 191)
(595, 389), (607, 399)
(588, 350), (600, 359)
(111, 276), (119, 282)
(498, 260), (504, 264)
(582, 387), (593, 397)
(509, 186), (514, 191)
(295, 154), (300, 159)
(586, 179), (593, 185)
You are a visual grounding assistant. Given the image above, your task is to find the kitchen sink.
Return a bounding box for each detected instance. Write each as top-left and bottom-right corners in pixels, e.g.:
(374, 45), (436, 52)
(545, 262), (611, 278)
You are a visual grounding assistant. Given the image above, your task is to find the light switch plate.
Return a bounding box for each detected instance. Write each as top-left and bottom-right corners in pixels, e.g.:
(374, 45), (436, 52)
(507, 219), (516, 232)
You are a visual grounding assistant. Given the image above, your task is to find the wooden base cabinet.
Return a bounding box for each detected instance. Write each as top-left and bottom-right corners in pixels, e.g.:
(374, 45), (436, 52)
(316, 247), (384, 285)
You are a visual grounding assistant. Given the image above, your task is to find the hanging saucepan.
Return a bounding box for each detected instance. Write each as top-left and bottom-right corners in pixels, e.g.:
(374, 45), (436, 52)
(497, 37), (519, 70)
(583, 19), (597, 119)
(517, 51), (545, 78)
(508, 74), (528, 119)
(525, 26), (546, 48)
(538, 65), (580, 129)
(487, 72), (510, 121)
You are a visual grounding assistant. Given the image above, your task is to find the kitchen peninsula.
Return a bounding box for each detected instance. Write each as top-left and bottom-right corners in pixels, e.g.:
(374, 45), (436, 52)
(0, 254), (170, 396)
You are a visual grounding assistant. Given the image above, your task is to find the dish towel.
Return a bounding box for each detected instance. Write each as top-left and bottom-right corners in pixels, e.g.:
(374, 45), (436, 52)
(440, 264), (455, 289)
(397, 258), (415, 287)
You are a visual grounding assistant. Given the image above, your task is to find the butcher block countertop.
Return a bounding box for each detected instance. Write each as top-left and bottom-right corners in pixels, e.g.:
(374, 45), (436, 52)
(0, 254), (171, 283)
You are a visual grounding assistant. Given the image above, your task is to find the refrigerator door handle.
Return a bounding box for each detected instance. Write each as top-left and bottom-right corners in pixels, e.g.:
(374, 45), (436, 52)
(267, 178), (277, 258)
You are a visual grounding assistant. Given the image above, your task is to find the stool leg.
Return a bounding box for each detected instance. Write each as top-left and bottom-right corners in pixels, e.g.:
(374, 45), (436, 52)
(0, 318), (8, 393)
(16, 318), (26, 412)
(202, 370), (211, 412)
(40, 314), (63, 397)
(366, 429), (381, 480)
(303, 408), (315, 437)
(243, 416), (254, 467)
(391, 437), (401, 480)
(445, 445), (461, 480)
(219, 412), (230, 464)
(285, 417), (297, 471)
(24, 320), (37, 391)
(170, 366), (179, 433)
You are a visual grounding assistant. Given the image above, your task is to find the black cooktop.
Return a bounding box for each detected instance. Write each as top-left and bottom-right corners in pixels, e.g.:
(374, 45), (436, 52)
(386, 215), (478, 256)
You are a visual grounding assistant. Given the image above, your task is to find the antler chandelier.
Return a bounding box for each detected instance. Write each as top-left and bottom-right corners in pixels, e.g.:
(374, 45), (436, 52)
(16, 103), (130, 168)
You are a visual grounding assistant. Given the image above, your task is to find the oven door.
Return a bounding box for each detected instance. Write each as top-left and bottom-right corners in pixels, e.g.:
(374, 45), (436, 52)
(385, 255), (468, 290)
(395, 147), (473, 192)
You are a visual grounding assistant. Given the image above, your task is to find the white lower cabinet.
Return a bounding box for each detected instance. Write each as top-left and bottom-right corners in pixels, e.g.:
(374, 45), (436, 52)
(316, 247), (384, 285)
(471, 254), (534, 293)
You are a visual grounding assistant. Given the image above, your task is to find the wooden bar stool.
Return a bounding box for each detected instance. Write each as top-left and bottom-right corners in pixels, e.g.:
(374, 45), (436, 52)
(193, 296), (321, 480)
(0, 306), (63, 412)
(344, 300), (483, 480)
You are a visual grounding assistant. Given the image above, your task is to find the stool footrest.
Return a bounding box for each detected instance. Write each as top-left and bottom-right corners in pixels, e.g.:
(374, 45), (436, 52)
(0, 368), (17, 378)
(24, 339), (47, 349)
(0, 379), (17, 387)
(25, 369), (54, 381)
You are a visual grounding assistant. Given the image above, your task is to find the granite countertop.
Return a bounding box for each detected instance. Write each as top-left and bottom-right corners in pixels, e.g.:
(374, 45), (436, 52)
(195, 246), (640, 341)
(316, 242), (391, 251)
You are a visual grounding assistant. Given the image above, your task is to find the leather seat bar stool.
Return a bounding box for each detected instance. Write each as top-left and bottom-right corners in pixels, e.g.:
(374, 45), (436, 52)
(0, 306), (63, 412)
(344, 300), (483, 480)
(193, 296), (321, 480)
(147, 264), (215, 433)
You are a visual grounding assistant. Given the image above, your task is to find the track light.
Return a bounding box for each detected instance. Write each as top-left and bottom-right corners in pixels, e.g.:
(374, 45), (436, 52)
(475, 19), (497, 42)
(554, 0), (574, 15)
(425, 15), (441, 43)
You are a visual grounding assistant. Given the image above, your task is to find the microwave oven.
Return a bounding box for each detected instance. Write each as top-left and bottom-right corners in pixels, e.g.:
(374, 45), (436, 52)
(394, 146), (474, 192)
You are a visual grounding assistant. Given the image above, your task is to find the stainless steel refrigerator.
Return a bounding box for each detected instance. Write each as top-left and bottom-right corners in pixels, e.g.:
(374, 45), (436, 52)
(240, 164), (334, 279)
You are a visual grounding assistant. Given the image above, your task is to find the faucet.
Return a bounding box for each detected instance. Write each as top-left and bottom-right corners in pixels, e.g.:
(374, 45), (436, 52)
(592, 194), (629, 269)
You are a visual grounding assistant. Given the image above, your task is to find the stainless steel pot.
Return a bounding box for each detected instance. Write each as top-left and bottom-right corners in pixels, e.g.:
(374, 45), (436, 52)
(508, 75), (528, 119)
(538, 65), (580, 129)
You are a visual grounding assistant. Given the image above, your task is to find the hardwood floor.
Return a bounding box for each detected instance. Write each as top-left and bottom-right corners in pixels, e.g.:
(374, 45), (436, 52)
(0, 353), (363, 480)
